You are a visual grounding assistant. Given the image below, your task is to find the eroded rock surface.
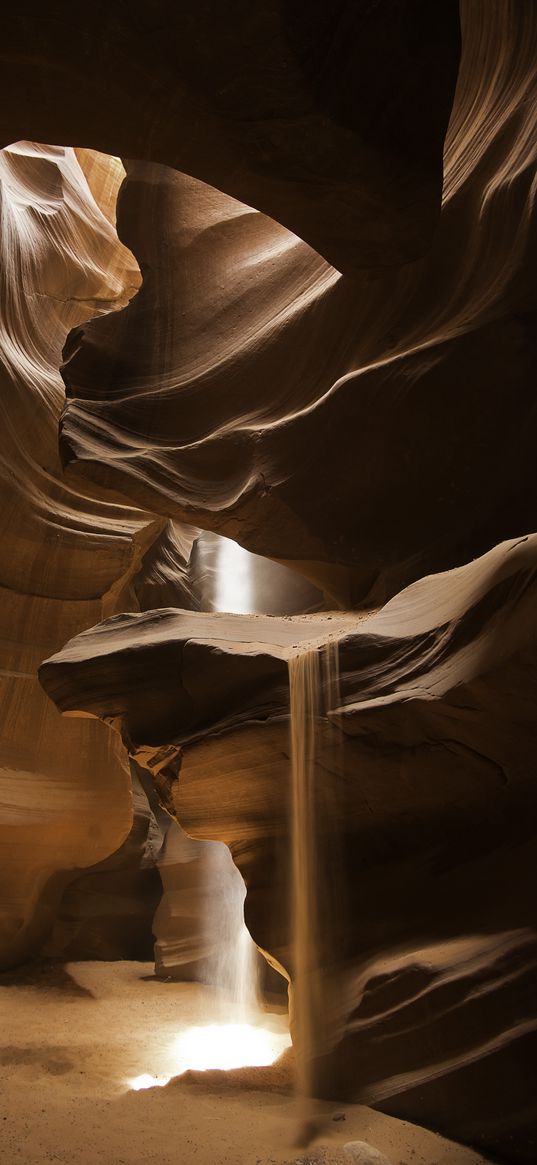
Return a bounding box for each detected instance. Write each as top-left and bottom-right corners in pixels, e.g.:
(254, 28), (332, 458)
(40, 534), (537, 1161)
(0, 2), (459, 273)
(43, 768), (163, 962)
(0, 145), (235, 967)
(0, 142), (158, 965)
(57, 1), (536, 605)
(0, 4), (535, 1162)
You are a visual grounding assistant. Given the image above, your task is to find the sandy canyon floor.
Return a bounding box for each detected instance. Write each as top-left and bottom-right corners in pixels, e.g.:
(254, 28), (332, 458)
(0, 961), (496, 1165)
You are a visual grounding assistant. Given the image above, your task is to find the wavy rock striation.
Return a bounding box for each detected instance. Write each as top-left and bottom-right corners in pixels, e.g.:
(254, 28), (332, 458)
(0, 1), (459, 273)
(0, 142), (168, 966)
(0, 142), (321, 969)
(1, 3), (536, 1161)
(40, 533), (537, 1161)
(57, 0), (537, 606)
(43, 767), (163, 962)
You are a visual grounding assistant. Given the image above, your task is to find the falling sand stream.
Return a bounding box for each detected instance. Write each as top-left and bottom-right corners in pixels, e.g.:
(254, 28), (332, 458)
(288, 639), (343, 1115)
(204, 838), (260, 1022)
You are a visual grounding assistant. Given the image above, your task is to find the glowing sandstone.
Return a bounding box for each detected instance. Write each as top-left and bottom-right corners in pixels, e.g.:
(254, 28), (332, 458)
(0, 3), (535, 1161)
(40, 534), (537, 1160)
(57, 2), (537, 605)
(0, 143), (153, 965)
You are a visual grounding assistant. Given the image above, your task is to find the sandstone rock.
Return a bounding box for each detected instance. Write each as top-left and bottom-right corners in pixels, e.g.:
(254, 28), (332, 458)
(39, 533), (537, 1160)
(0, 2), (459, 272)
(344, 1144), (392, 1165)
(0, 5), (535, 1164)
(43, 769), (163, 961)
(56, 1), (536, 605)
(0, 142), (156, 967)
(0, 144), (230, 967)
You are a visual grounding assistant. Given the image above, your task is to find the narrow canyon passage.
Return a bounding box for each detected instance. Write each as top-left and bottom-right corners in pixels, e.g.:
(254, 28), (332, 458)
(1, 3), (537, 1164)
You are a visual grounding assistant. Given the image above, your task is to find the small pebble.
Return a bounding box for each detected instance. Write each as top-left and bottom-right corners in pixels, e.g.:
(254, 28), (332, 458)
(332, 1112), (346, 1122)
(344, 1142), (393, 1165)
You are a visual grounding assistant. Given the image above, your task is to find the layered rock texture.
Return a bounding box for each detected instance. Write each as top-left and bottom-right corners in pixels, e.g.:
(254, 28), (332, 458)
(55, 0), (536, 606)
(1, 1), (459, 272)
(0, 142), (158, 965)
(0, 142), (323, 969)
(40, 533), (537, 1161)
(1, 1), (536, 1162)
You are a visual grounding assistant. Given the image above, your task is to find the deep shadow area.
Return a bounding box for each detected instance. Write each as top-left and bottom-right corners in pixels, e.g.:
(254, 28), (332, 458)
(0, 959), (95, 998)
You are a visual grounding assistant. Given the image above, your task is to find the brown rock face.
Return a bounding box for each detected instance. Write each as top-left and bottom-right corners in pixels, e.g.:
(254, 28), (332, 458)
(0, 3), (536, 1163)
(55, 0), (536, 605)
(40, 533), (537, 1161)
(0, 142), (159, 966)
(0, 146), (236, 968)
(43, 768), (163, 962)
(0, 2), (459, 273)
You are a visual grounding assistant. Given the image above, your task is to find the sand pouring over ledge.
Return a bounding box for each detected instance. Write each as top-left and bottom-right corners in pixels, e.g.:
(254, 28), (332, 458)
(1, 1), (536, 1161)
(39, 533), (537, 1160)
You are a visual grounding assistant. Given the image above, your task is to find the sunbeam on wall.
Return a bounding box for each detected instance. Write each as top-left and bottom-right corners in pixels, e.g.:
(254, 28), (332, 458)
(214, 535), (254, 614)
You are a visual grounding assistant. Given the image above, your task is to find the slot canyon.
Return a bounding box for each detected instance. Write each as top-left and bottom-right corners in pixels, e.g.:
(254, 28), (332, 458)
(1, 3), (536, 1164)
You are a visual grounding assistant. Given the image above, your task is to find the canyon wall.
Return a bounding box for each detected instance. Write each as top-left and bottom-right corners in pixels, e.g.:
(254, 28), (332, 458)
(1, 1), (459, 272)
(55, 0), (536, 606)
(40, 533), (537, 1161)
(0, 2), (536, 1161)
(0, 143), (154, 965)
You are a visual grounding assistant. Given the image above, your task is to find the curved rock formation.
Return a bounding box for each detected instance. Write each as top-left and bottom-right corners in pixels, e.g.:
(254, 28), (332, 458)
(0, 137), (324, 969)
(0, 142), (324, 970)
(0, 141), (164, 966)
(40, 532), (537, 1161)
(56, 0), (537, 605)
(0, 1), (459, 273)
(1, 3), (536, 1162)
(43, 767), (163, 962)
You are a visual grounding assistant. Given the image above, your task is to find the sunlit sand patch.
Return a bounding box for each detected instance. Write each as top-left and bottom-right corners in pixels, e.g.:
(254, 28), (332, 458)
(129, 1073), (169, 1091)
(173, 1022), (291, 1072)
(127, 1022), (291, 1089)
